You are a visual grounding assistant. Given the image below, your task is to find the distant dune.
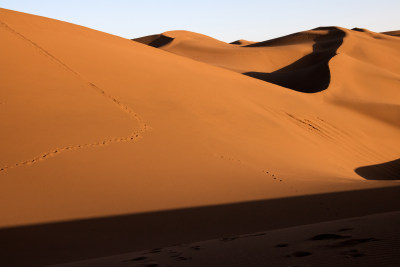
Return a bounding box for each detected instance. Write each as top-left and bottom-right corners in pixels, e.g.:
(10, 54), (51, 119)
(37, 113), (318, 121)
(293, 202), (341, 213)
(230, 39), (256, 46)
(135, 27), (400, 95)
(1, 7), (399, 266)
(381, 30), (400, 37)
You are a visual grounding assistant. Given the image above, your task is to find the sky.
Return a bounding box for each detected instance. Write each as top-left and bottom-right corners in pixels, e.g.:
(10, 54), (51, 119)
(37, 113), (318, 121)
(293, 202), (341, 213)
(1, 0), (399, 42)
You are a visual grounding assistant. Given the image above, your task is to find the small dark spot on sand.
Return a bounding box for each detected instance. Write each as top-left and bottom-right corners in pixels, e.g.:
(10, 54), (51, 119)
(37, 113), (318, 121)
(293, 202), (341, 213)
(338, 228), (353, 232)
(275, 243), (288, 247)
(310, 233), (351, 241)
(177, 256), (192, 261)
(146, 264), (158, 267)
(290, 251), (312, 257)
(149, 248), (162, 253)
(221, 236), (239, 242)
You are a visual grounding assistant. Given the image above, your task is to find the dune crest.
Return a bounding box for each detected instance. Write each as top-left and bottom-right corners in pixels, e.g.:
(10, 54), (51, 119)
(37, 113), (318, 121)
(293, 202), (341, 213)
(230, 39), (256, 46)
(135, 27), (400, 96)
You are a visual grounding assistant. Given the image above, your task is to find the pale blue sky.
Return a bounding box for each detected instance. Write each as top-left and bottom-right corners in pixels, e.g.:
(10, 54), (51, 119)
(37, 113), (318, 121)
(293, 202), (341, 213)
(1, 0), (399, 42)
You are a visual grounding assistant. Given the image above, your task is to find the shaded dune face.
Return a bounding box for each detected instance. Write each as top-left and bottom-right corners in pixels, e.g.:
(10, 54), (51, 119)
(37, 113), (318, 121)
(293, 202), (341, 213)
(133, 34), (174, 48)
(230, 39), (256, 46)
(244, 27), (345, 93)
(381, 30), (400, 37)
(244, 30), (323, 47)
(355, 159), (400, 180)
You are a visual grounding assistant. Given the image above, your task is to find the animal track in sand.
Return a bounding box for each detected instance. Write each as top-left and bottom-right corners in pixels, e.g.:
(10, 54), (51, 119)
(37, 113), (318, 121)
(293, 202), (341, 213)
(219, 155), (242, 164)
(0, 19), (151, 173)
(217, 155), (285, 183)
(285, 113), (387, 164)
(262, 170), (283, 182)
(0, 133), (145, 172)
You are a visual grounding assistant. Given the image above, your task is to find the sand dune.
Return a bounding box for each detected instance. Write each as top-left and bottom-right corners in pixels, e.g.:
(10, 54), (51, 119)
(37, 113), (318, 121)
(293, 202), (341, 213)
(1, 7), (400, 266)
(135, 27), (400, 95)
(134, 30), (314, 74)
(230, 39), (256, 46)
(381, 30), (400, 37)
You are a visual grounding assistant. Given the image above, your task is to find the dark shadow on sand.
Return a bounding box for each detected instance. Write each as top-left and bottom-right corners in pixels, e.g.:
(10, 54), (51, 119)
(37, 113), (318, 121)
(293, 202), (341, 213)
(230, 40), (243, 45)
(133, 34), (174, 48)
(1, 186), (400, 266)
(355, 159), (400, 180)
(244, 27), (345, 93)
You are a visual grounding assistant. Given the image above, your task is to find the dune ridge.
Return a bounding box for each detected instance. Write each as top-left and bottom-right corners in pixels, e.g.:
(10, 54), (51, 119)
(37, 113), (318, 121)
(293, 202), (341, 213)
(229, 39), (256, 46)
(381, 30), (400, 37)
(135, 26), (400, 96)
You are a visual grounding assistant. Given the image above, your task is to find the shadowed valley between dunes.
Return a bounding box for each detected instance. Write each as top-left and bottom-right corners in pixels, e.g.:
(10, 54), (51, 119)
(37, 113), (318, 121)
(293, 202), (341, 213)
(243, 27), (345, 93)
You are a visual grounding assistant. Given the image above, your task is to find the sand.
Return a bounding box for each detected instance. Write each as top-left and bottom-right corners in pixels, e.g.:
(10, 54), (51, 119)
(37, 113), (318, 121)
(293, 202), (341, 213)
(0, 7), (399, 266)
(55, 211), (400, 267)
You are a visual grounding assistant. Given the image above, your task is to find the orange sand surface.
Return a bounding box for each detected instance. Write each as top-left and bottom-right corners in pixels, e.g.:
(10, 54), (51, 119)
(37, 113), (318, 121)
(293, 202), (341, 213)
(1, 7), (400, 227)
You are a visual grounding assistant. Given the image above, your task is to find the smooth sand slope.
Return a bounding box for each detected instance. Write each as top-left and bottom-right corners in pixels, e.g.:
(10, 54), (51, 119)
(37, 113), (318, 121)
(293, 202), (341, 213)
(1, 8), (400, 265)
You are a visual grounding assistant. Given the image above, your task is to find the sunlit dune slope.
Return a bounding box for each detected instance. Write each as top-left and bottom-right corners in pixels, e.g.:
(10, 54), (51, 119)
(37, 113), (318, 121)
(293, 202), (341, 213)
(134, 30), (315, 75)
(1, 8), (400, 227)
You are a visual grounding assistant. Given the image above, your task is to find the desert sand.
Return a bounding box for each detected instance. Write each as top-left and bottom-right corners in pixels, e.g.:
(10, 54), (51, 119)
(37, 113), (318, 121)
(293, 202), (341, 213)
(0, 7), (399, 266)
(56, 211), (400, 267)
